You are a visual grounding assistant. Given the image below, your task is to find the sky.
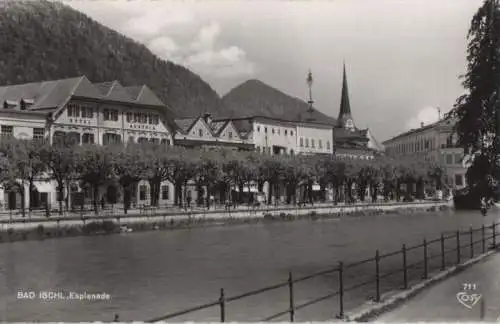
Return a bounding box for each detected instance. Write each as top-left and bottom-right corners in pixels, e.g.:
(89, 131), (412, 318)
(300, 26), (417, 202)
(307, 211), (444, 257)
(64, 0), (483, 142)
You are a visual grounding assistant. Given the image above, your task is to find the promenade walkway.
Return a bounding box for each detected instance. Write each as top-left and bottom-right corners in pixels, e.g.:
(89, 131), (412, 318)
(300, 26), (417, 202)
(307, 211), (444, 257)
(376, 252), (500, 322)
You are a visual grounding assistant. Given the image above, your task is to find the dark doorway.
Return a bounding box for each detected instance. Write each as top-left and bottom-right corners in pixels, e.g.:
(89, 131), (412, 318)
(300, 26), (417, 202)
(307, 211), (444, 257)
(7, 191), (16, 210)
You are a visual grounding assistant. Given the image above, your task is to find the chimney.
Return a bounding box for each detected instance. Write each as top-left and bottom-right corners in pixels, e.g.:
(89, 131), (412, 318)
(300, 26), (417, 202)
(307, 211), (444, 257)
(203, 112), (212, 124)
(420, 122), (424, 128)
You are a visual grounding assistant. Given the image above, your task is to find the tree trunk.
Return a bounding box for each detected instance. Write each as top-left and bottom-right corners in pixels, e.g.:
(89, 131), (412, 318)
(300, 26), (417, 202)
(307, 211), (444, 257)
(93, 185), (99, 215)
(238, 182), (244, 204)
(57, 182), (64, 216)
(123, 184), (131, 214)
(19, 186), (26, 218)
(267, 181), (273, 205)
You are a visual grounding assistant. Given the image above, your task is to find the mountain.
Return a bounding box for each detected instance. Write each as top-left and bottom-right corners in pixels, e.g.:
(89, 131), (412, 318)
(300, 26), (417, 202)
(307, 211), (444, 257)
(0, 0), (233, 118)
(222, 79), (337, 125)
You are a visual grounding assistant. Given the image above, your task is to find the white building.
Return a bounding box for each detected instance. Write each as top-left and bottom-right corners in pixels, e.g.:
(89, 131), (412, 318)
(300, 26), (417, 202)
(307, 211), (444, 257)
(0, 76), (176, 211)
(295, 121), (333, 155)
(218, 116), (334, 156)
(383, 117), (467, 190)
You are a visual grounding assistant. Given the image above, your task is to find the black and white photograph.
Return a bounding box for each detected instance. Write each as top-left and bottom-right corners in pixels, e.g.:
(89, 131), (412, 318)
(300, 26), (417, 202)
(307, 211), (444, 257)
(0, 0), (500, 322)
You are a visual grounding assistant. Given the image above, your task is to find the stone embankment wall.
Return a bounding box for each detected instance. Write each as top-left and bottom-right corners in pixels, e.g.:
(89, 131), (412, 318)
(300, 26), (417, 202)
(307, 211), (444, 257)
(0, 201), (452, 244)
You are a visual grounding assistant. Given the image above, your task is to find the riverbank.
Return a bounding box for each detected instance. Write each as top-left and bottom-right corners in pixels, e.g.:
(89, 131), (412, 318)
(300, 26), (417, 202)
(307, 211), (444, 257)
(0, 201), (452, 244)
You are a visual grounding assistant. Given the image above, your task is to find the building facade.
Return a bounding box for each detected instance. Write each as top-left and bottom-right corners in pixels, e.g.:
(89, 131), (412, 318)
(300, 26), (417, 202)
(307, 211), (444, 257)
(383, 117), (467, 190)
(0, 76), (176, 210)
(174, 113), (253, 150)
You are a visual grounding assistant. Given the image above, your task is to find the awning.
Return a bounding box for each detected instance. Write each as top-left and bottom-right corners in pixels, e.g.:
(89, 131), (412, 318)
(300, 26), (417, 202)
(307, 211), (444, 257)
(33, 181), (54, 193)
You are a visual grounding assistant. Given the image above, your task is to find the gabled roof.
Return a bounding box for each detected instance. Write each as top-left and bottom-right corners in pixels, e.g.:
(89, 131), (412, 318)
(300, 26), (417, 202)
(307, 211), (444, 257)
(124, 86), (143, 99)
(174, 118), (198, 134)
(0, 76), (167, 116)
(136, 86), (165, 107)
(210, 120), (228, 135)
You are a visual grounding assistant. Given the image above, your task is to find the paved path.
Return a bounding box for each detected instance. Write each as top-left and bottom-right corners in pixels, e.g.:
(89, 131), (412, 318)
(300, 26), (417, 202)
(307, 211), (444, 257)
(376, 252), (500, 322)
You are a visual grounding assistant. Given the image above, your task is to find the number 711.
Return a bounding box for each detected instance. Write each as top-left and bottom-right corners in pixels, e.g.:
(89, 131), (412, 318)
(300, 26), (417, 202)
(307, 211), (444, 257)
(463, 283), (477, 290)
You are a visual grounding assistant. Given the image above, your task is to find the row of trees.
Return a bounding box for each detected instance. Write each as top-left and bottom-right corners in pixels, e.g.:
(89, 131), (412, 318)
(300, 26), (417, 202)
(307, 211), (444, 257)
(0, 137), (446, 216)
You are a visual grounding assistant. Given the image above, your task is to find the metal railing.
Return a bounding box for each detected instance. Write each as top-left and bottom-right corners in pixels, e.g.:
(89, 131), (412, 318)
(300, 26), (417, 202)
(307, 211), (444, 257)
(142, 221), (499, 322)
(0, 200), (445, 225)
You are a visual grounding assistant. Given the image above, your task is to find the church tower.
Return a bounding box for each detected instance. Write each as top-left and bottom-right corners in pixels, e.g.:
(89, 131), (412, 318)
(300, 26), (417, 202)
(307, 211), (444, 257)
(337, 63), (356, 131)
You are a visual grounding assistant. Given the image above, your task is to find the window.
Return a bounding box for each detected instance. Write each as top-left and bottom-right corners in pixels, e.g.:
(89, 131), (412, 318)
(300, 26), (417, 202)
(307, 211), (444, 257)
(126, 112), (133, 123)
(446, 136), (453, 148)
(311, 139), (315, 148)
(161, 185), (169, 200)
(446, 154), (453, 165)
(140, 113), (147, 123)
(277, 129), (280, 135)
(153, 115), (159, 125)
(134, 113), (140, 123)
(138, 137), (148, 143)
(139, 185), (147, 201)
(82, 133), (95, 144)
(300, 138), (304, 147)
(272, 128), (275, 134)
(257, 126), (260, 132)
(103, 133), (121, 145)
(319, 140), (322, 148)
(327, 141), (330, 150)
(291, 131), (294, 136)
(1, 125), (13, 137)
(33, 128), (45, 141)
(285, 130), (288, 135)
(455, 174), (464, 187)
(67, 103), (80, 118)
(265, 127), (268, 133)
(81, 106), (94, 118)
(454, 153), (462, 165)
(20, 100), (26, 110)
(228, 131), (233, 139)
(199, 129), (203, 137)
(290, 149), (294, 155)
(305, 138), (309, 147)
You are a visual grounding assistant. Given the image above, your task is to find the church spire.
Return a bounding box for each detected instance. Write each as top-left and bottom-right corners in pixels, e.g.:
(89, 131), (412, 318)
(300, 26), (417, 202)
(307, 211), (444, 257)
(337, 62), (355, 130)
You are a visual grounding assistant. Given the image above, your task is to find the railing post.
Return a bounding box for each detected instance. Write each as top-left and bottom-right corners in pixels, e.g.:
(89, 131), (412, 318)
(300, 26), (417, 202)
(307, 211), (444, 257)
(423, 238), (428, 279)
(219, 288), (225, 322)
(440, 233), (445, 271)
(482, 225), (486, 254)
(470, 226), (474, 259)
(493, 222), (496, 249)
(288, 271), (295, 322)
(338, 262), (344, 319)
(402, 244), (408, 289)
(375, 249), (380, 302)
(456, 230), (461, 264)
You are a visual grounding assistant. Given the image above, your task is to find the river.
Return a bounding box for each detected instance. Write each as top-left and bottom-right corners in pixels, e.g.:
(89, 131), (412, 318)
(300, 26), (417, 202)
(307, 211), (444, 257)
(1, 209), (498, 322)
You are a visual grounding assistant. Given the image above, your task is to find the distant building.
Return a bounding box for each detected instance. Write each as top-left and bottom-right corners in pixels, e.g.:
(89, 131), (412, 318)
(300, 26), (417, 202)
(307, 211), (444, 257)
(173, 113), (253, 151)
(382, 117), (467, 190)
(215, 115), (334, 156)
(0, 76), (175, 210)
